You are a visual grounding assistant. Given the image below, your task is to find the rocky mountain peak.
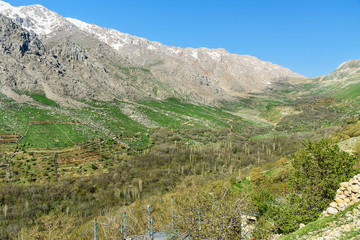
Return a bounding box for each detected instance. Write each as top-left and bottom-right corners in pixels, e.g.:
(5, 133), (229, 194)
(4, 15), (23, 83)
(336, 59), (360, 71)
(324, 59), (360, 80)
(0, 0), (76, 36)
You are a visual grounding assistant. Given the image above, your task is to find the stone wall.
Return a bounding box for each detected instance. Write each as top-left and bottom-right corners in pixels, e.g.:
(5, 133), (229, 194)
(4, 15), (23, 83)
(323, 174), (360, 217)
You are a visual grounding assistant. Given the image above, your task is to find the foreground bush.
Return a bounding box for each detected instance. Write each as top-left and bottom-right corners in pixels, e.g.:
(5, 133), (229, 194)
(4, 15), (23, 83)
(291, 139), (356, 223)
(255, 139), (357, 235)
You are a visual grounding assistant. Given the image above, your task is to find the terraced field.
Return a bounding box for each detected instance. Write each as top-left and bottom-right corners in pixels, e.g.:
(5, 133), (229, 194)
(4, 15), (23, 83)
(0, 92), (259, 149)
(0, 134), (20, 144)
(0, 139), (129, 183)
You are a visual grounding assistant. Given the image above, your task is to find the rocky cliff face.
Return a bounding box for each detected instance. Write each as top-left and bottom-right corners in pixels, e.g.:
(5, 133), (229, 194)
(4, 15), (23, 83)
(0, 0), (305, 105)
(0, 16), (45, 57)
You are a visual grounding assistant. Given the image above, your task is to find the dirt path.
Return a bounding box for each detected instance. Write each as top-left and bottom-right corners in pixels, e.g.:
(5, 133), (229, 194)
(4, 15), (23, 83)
(54, 123), (76, 145)
(225, 110), (274, 126)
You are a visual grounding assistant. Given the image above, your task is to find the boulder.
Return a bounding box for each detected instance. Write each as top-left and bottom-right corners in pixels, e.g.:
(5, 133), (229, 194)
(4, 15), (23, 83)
(349, 179), (358, 185)
(327, 207), (338, 215)
(335, 198), (344, 203)
(323, 175), (360, 218)
(330, 202), (338, 208)
(354, 209), (360, 216)
(351, 195), (359, 202)
(338, 202), (346, 208)
(351, 185), (360, 193)
(338, 194), (346, 199)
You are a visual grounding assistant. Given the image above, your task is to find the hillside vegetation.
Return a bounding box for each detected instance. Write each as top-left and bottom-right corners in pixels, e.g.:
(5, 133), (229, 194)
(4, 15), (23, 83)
(1, 62), (360, 239)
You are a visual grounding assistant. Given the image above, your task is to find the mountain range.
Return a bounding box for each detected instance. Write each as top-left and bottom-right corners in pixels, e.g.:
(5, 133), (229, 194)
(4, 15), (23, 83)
(0, 0), (305, 106)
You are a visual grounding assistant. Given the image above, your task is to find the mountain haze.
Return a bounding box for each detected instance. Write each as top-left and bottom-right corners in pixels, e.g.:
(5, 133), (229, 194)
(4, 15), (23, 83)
(0, 0), (304, 105)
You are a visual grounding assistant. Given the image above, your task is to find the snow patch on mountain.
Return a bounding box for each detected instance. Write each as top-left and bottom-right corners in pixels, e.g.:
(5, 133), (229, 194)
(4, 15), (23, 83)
(191, 50), (199, 59)
(66, 17), (152, 51)
(208, 51), (221, 61)
(0, 0), (73, 35)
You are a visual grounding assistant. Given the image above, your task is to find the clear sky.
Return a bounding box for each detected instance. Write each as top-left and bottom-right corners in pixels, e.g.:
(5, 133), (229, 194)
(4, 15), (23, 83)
(8, 0), (360, 77)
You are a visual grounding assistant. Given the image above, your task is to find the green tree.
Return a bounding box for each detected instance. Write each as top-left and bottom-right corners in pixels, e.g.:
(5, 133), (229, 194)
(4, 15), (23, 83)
(272, 158), (292, 196)
(290, 139), (356, 224)
(250, 167), (270, 189)
(257, 139), (357, 234)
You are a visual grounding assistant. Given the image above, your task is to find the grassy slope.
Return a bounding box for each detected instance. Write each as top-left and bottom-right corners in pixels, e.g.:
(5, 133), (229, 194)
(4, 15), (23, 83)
(0, 93), (255, 149)
(1, 64), (359, 149)
(6, 68), (359, 150)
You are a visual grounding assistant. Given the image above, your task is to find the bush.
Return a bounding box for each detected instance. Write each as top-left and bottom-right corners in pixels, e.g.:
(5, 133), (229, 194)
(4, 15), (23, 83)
(255, 139), (357, 234)
(280, 139), (355, 232)
(250, 167), (270, 189)
(90, 164), (98, 170)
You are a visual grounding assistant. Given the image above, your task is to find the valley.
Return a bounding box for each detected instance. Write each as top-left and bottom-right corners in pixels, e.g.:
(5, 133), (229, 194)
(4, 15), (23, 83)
(1, 67), (360, 239)
(0, 0), (360, 239)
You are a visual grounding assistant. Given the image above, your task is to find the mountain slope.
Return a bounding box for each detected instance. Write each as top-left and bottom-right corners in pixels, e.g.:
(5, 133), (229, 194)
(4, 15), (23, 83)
(0, 0), (304, 105)
(287, 59), (360, 100)
(0, 13), (177, 106)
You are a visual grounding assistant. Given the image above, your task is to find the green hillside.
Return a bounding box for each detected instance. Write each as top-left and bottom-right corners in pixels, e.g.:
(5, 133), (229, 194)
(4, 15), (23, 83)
(1, 68), (360, 239)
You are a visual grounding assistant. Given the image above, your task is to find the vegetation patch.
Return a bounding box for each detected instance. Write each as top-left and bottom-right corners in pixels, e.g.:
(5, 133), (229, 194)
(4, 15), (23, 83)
(29, 93), (59, 107)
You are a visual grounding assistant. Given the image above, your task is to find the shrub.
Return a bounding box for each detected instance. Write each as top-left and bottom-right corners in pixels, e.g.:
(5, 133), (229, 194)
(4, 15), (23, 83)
(282, 139), (355, 232)
(90, 164), (98, 170)
(250, 167), (270, 189)
(256, 139), (357, 234)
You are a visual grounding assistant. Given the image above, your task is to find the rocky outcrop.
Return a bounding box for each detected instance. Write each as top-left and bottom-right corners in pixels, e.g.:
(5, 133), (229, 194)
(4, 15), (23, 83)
(0, 15), (46, 57)
(323, 59), (360, 81)
(51, 41), (88, 62)
(322, 174), (360, 217)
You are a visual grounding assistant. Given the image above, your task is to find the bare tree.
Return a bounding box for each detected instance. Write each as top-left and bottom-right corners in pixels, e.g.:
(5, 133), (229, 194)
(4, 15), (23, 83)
(20, 210), (78, 240)
(174, 181), (254, 239)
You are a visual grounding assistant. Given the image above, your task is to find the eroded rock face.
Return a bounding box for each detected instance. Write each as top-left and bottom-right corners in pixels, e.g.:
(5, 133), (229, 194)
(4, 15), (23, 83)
(322, 174), (360, 217)
(0, 15), (46, 57)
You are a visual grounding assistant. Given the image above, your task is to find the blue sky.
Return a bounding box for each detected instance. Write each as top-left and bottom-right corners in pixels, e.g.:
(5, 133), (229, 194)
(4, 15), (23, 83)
(9, 0), (360, 77)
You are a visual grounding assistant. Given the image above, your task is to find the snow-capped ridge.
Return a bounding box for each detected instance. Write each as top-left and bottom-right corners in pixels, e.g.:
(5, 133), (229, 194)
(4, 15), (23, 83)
(0, 0), (305, 103)
(0, 0), (297, 72)
(0, 0), (74, 35)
